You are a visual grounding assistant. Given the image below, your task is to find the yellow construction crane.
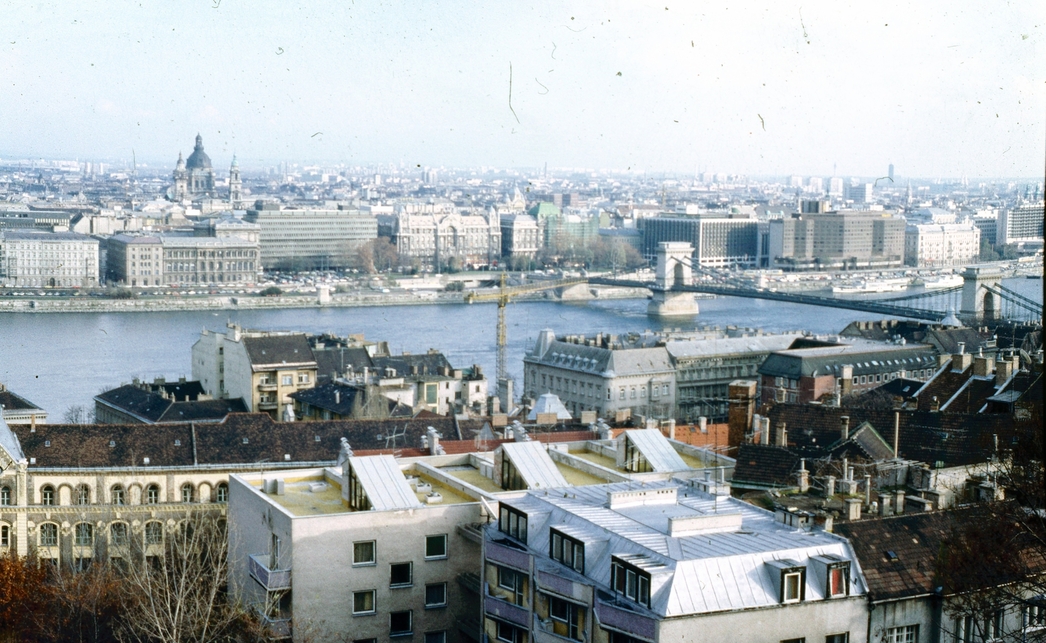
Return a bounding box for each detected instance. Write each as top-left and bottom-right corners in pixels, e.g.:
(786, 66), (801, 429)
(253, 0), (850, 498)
(464, 273), (588, 389)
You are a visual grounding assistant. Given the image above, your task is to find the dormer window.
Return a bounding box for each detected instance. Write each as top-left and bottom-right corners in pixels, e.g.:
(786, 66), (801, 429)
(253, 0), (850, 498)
(611, 556), (651, 608)
(498, 505), (528, 544)
(550, 529), (584, 574)
(767, 559), (806, 604)
(811, 555), (850, 599)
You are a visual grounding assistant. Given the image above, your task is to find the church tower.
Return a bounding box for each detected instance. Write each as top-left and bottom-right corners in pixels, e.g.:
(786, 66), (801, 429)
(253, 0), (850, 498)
(172, 152), (188, 201)
(229, 155), (242, 204)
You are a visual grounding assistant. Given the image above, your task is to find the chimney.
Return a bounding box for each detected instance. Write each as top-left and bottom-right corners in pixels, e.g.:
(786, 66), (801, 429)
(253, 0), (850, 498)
(995, 359), (1013, 387)
(953, 345), (973, 372)
(840, 365), (853, 397)
(864, 474), (872, 507)
(335, 390), (341, 405)
(760, 417), (770, 445)
(825, 475), (836, 498)
(840, 415), (850, 441)
(893, 411), (900, 458)
(845, 498), (862, 521)
(973, 356), (993, 377)
(698, 416), (707, 434)
(750, 413), (761, 444)
(895, 490), (906, 515)
(937, 354), (951, 368)
(776, 422), (788, 448)
(797, 459), (809, 492)
(878, 493), (891, 517)
(427, 426), (440, 456)
(665, 419), (676, 440)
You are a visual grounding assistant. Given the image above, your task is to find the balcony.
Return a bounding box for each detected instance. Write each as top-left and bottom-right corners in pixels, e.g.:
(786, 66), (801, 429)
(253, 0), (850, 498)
(458, 571), (481, 595)
(258, 382), (278, 391)
(253, 605), (292, 640)
(249, 554), (292, 591)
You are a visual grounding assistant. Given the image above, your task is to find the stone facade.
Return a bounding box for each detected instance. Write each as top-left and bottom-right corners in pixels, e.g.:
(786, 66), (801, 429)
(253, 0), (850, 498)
(0, 230), (99, 288)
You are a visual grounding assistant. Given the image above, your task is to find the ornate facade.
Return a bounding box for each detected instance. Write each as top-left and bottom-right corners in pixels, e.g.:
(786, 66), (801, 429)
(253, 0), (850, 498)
(171, 134), (216, 201)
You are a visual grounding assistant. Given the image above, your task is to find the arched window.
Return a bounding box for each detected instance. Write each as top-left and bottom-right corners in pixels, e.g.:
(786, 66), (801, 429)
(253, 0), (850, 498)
(39, 523), (58, 547)
(0, 524), (9, 548)
(0, 485), (10, 506)
(110, 523), (129, 546)
(180, 483), (194, 503)
(145, 484), (160, 504)
(215, 483), (229, 503)
(144, 521), (163, 545)
(74, 522), (93, 546)
(41, 485), (55, 506)
(75, 484), (90, 505)
(111, 485), (125, 506)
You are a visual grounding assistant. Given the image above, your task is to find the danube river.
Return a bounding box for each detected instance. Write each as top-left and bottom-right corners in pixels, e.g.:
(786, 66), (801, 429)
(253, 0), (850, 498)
(1, 277), (1041, 418)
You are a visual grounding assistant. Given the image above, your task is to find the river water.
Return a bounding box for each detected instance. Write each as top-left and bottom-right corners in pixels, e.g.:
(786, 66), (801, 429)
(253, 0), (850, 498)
(1, 277), (1040, 418)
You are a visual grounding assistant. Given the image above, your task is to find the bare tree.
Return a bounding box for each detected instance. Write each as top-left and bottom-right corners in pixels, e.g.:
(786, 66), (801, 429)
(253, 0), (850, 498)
(62, 404), (95, 425)
(114, 513), (244, 643)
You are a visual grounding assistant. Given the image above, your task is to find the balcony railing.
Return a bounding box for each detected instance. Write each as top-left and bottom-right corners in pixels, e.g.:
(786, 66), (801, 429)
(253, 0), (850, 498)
(253, 604), (292, 640)
(248, 554), (291, 591)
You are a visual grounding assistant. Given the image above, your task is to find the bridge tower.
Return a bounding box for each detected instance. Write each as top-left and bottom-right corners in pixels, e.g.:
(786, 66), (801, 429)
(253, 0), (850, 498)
(648, 242), (699, 318)
(959, 265), (1004, 324)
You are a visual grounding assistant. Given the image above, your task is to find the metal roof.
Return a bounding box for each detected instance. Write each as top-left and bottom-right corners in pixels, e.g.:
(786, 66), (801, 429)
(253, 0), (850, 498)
(622, 429), (688, 472)
(347, 455), (422, 511)
(500, 441), (569, 489)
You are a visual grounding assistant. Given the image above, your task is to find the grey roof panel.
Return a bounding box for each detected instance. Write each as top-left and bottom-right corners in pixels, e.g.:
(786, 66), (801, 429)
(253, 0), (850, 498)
(348, 455), (422, 511)
(501, 441), (570, 489)
(623, 429), (689, 472)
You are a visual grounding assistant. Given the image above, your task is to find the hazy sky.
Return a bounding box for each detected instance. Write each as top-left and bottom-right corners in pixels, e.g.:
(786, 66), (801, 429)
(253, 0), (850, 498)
(2, 1), (1042, 177)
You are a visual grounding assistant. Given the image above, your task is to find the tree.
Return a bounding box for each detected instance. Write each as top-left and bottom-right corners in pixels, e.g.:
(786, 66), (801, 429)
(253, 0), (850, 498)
(114, 514), (244, 643)
(0, 553), (48, 643)
(371, 236), (399, 273)
(354, 242), (375, 274)
(63, 404), (95, 425)
(258, 286), (283, 297)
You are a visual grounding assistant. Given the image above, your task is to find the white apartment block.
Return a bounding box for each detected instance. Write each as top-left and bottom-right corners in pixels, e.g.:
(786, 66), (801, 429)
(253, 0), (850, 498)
(903, 223), (981, 267)
(0, 230), (99, 288)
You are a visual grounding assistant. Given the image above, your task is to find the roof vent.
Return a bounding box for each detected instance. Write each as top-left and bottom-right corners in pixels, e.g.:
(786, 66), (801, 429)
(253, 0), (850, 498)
(174, 439), (181, 446)
(242, 437), (249, 444)
(44, 440), (51, 447)
(109, 440), (116, 448)
(314, 435), (321, 442)
(284, 454), (291, 461)
(29, 457), (36, 464)
(143, 457), (150, 465)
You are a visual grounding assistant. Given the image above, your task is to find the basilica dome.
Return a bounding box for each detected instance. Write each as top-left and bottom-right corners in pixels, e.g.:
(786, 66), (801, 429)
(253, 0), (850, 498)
(185, 133), (212, 169)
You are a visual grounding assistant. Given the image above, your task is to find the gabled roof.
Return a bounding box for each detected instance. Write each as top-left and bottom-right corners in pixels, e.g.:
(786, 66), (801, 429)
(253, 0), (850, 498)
(242, 334), (316, 370)
(313, 347), (374, 383)
(500, 441), (569, 489)
(527, 393), (572, 421)
(759, 343), (937, 379)
(372, 352), (453, 378)
(347, 455), (423, 510)
(0, 387), (44, 412)
(95, 384), (246, 424)
(621, 429), (688, 472)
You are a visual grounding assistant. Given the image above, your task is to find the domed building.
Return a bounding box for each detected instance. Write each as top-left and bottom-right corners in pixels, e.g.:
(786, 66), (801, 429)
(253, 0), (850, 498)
(170, 134), (216, 200)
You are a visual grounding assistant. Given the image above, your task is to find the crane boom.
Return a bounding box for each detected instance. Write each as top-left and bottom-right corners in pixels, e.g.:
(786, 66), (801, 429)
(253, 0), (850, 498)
(464, 274), (588, 388)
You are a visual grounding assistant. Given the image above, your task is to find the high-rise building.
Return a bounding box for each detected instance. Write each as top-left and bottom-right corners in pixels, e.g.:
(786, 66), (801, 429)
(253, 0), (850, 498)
(639, 214), (758, 268)
(844, 183), (873, 204)
(245, 202), (378, 270)
(998, 201), (1044, 245)
(768, 211), (905, 270)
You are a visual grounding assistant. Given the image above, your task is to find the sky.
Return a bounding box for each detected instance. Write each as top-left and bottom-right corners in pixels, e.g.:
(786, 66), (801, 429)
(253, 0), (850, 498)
(1, 1), (1043, 177)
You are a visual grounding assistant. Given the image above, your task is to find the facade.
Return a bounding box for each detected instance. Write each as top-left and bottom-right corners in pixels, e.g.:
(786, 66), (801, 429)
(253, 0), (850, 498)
(500, 213), (541, 262)
(639, 215), (758, 268)
(758, 339), (939, 405)
(244, 202), (378, 270)
(903, 223), (980, 267)
(523, 330), (676, 419)
(0, 230), (99, 288)
(844, 183), (873, 204)
(482, 478), (868, 643)
(0, 382), (47, 426)
(192, 324), (318, 419)
(667, 332), (804, 421)
(382, 206), (501, 270)
(768, 211), (905, 270)
(998, 201), (1045, 245)
(106, 230), (261, 287)
(171, 134), (216, 200)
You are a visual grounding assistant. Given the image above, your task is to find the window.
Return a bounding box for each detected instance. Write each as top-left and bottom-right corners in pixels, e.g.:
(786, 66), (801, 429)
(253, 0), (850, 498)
(424, 632), (447, 643)
(885, 625), (918, 643)
(550, 529), (584, 573)
(1025, 600), (1046, 629)
(775, 565), (806, 603)
(827, 562), (850, 598)
(0, 486), (10, 505)
(353, 541), (376, 565)
(111, 485), (125, 505)
(496, 622), (524, 643)
(145, 521), (163, 545)
(389, 610), (412, 637)
(74, 522), (93, 546)
(145, 484), (160, 504)
(39, 523), (58, 546)
(781, 639), (806, 643)
(611, 557), (651, 608)
(180, 483), (194, 503)
(498, 566), (526, 605)
(352, 590), (375, 615)
(281, 375), (293, 386)
(0, 525), (9, 547)
(390, 562), (413, 587)
(216, 483), (229, 503)
(425, 582), (447, 608)
(826, 635), (849, 643)
(110, 523), (129, 546)
(425, 534), (448, 559)
(985, 610), (1003, 640)
(499, 505), (528, 544)
(297, 373), (309, 384)
(75, 484), (90, 505)
(549, 596), (584, 641)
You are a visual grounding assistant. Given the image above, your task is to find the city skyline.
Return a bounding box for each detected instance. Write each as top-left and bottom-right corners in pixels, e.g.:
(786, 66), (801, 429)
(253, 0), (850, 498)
(2, 2), (1043, 178)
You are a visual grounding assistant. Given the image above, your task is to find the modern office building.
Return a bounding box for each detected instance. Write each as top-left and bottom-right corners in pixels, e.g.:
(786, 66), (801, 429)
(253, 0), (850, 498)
(639, 214), (758, 268)
(245, 201), (378, 270)
(0, 230), (99, 288)
(768, 211), (905, 270)
(998, 201), (1044, 245)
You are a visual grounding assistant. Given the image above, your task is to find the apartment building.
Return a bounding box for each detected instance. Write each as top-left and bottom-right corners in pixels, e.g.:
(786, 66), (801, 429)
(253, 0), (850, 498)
(0, 230), (99, 288)
(903, 222), (980, 267)
(481, 477), (868, 643)
(998, 201), (1044, 245)
(768, 211), (905, 270)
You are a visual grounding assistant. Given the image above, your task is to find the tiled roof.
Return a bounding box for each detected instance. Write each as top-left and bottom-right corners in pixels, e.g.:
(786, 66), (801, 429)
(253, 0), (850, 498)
(313, 347), (373, 383)
(759, 344), (937, 379)
(95, 384), (247, 424)
(372, 352), (453, 378)
(95, 385), (171, 422)
(242, 334), (316, 370)
(732, 443), (800, 486)
(0, 387), (44, 411)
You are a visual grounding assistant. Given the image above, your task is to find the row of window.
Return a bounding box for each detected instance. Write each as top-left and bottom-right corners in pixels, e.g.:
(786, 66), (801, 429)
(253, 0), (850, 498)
(6, 519), (170, 548)
(352, 534), (448, 569)
(352, 582), (447, 615)
(351, 626), (447, 643)
(0, 482), (229, 506)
